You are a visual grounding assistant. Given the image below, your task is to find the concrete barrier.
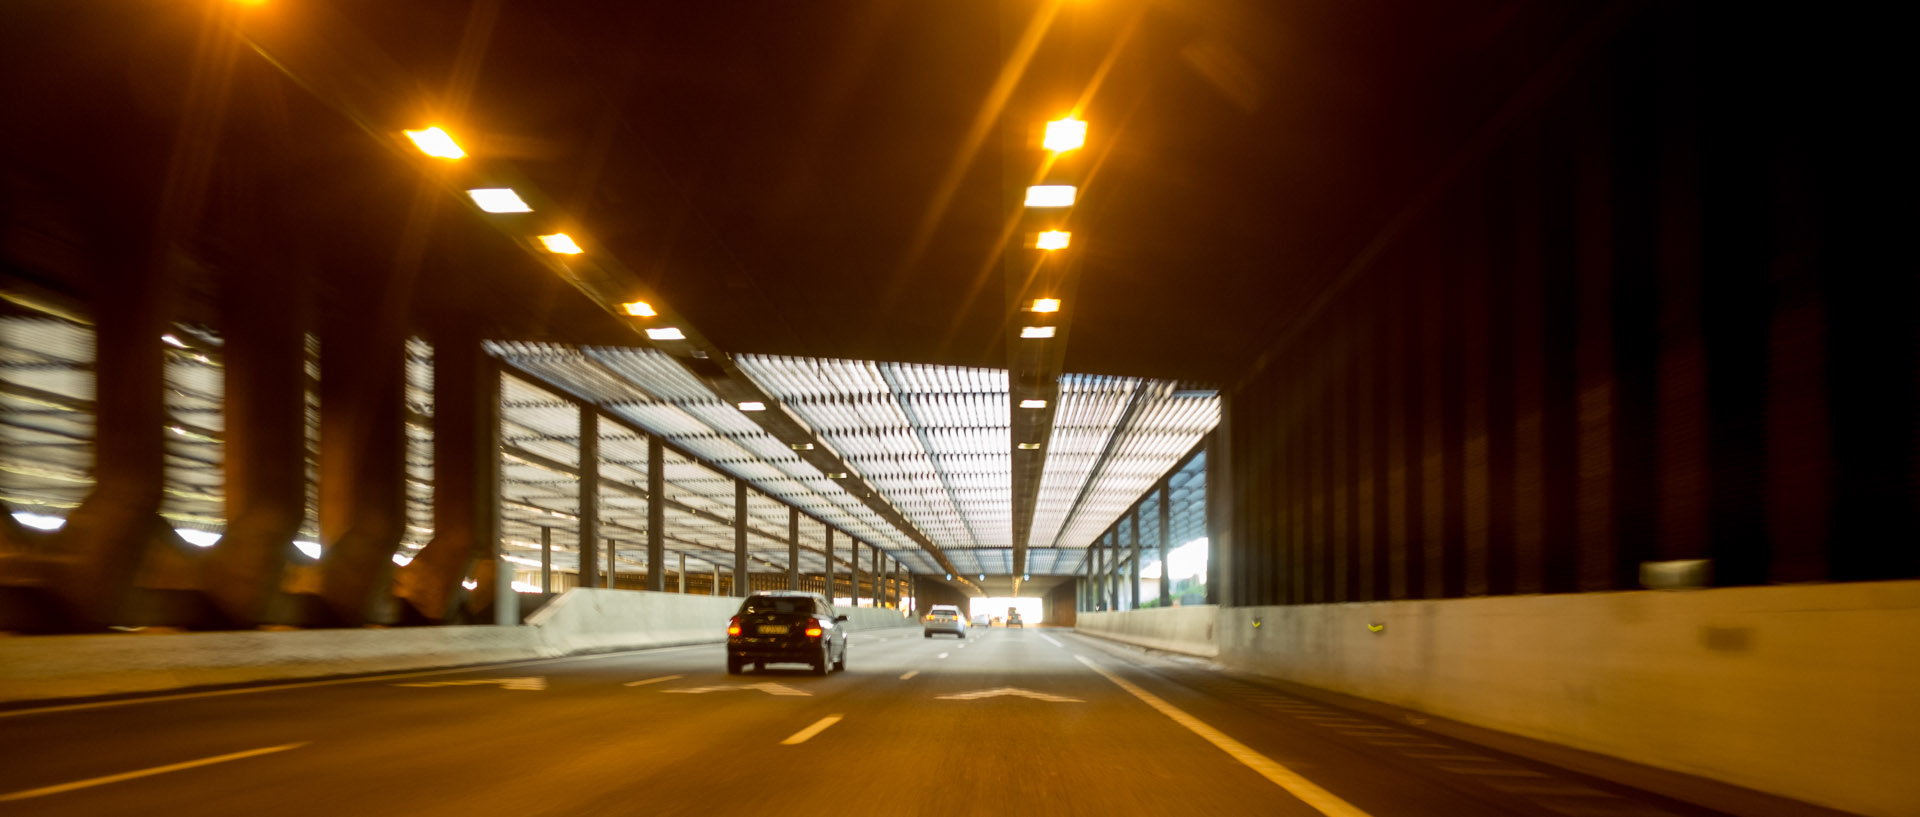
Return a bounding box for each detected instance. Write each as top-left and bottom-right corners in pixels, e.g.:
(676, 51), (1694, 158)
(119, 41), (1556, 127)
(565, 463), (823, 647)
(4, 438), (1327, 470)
(0, 589), (918, 705)
(1075, 605), (1219, 657)
(1077, 581), (1920, 817)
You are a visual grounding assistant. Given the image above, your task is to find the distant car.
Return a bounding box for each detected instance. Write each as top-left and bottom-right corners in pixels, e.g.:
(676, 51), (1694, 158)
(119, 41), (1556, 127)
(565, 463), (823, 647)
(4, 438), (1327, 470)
(972, 614), (992, 627)
(727, 591), (847, 675)
(1007, 611), (1023, 628)
(923, 604), (966, 638)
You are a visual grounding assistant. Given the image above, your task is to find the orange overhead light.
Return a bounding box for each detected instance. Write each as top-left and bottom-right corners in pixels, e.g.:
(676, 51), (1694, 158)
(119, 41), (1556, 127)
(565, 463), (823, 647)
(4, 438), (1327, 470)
(619, 301), (657, 317)
(1017, 443), (1042, 450)
(1044, 117), (1087, 152)
(537, 233), (582, 254)
(1030, 298), (1061, 313)
(1036, 230), (1071, 250)
(404, 127), (465, 159)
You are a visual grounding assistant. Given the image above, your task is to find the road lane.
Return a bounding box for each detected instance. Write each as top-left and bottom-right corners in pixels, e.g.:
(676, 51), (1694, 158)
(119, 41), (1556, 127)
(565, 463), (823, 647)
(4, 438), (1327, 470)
(0, 625), (1749, 817)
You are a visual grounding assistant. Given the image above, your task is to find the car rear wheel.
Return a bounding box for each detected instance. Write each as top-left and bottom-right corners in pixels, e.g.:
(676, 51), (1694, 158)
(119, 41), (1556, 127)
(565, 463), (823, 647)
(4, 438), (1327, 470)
(924, 631), (932, 639)
(833, 644), (846, 671)
(726, 655), (743, 675)
(814, 644), (832, 676)
(957, 632), (965, 639)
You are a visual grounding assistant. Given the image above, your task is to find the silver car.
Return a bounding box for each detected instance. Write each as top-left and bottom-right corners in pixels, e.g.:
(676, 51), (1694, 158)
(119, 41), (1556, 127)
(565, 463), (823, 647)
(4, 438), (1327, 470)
(923, 604), (967, 638)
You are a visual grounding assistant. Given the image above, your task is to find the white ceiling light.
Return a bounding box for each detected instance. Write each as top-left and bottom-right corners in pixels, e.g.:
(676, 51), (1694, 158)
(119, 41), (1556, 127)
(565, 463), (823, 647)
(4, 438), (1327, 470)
(1024, 185), (1076, 208)
(645, 327), (686, 341)
(466, 188), (532, 213)
(1020, 399), (1047, 409)
(1020, 326), (1056, 339)
(738, 401), (766, 411)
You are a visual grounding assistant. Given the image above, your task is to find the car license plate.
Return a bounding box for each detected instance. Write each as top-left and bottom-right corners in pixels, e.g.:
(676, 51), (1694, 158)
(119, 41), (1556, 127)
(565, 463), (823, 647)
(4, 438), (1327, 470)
(758, 624), (789, 635)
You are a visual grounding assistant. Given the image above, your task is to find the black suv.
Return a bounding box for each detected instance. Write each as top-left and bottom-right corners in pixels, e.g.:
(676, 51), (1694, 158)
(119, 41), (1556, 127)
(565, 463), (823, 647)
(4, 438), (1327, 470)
(727, 591), (848, 675)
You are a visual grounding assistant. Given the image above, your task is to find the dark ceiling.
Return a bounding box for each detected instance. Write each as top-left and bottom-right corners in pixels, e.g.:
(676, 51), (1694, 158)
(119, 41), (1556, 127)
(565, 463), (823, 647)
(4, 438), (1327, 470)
(3, 0), (1600, 385)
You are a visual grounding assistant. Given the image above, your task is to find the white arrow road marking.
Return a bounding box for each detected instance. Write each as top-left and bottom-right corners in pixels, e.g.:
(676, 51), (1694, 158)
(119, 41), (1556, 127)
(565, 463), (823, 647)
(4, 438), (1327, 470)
(393, 677), (546, 691)
(623, 675), (683, 687)
(0, 743), (308, 803)
(663, 682), (810, 697)
(936, 687), (1083, 703)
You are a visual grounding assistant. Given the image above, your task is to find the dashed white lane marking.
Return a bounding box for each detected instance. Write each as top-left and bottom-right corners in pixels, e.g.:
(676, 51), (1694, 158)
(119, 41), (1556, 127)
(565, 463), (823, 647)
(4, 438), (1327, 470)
(623, 675), (683, 687)
(0, 743), (308, 802)
(958, 644), (967, 649)
(780, 715), (844, 745)
(1075, 656), (1374, 817)
(1037, 633), (1063, 647)
(938, 652), (949, 659)
(899, 671), (920, 680)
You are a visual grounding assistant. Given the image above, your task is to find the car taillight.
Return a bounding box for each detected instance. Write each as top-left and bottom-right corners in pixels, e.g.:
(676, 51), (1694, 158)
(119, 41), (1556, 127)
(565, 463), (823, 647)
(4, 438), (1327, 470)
(925, 614), (934, 621)
(805, 623), (824, 638)
(726, 616), (741, 636)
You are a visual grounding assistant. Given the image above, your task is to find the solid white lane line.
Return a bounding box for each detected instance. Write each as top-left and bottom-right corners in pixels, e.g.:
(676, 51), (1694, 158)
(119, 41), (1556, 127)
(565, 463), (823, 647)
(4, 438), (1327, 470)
(0, 742), (308, 802)
(780, 715), (844, 745)
(623, 675), (683, 687)
(1075, 656), (1374, 817)
(899, 671), (919, 680)
(1037, 633), (1063, 647)
(0, 644), (710, 720)
(938, 652), (949, 659)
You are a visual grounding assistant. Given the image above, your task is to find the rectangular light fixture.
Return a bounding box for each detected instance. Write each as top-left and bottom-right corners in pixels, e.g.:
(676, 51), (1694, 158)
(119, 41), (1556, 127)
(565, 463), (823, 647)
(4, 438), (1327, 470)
(619, 301), (656, 317)
(738, 401), (766, 411)
(1024, 185), (1076, 208)
(791, 443), (815, 451)
(645, 327), (685, 340)
(1020, 326), (1056, 339)
(1036, 231), (1070, 250)
(1030, 298), (1061, 313)
(537, 233), (583, 254)
(466, 188), (531, 213)
(1044, 117), (1086, 152)
(828, 472), (849, 479)
(1017, 443), (1042, 450)
(1020, 399), (1047, 409)
(404, 127), (465, 159)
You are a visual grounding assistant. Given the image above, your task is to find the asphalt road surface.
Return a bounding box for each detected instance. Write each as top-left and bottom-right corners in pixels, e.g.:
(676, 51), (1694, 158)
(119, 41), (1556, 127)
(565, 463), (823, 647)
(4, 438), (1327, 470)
(0, 628), (1743, 816)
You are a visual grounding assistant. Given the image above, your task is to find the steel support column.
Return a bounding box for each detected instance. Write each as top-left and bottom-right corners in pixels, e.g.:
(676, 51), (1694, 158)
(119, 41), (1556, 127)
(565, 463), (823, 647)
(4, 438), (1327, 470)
(850, 540), (862, 606)
(1129, 511), (1142, 610)
(646, 434), (665, 592)
(1158, 481), (1173, 607)
(315, 304), (407, 625)
(606, 538), (615, 588)
(824, 527), (836, 603)
(678, 552), (687, 593)
(733, 481), (748, 597)
(787, 507), (800, 590)
(540, 527), (552, 593)
(578, 409), (599, 591)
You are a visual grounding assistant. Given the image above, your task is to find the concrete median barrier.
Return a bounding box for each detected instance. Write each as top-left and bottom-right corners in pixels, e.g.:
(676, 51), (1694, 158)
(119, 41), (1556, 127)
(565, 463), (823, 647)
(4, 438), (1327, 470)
(0, 589), (919, 705)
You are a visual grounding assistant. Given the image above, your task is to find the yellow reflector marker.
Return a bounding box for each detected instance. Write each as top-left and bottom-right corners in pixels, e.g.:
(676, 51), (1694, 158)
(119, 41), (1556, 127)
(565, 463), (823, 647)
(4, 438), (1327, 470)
(404, 127), (465, 159)
(537, 233), (582, 254)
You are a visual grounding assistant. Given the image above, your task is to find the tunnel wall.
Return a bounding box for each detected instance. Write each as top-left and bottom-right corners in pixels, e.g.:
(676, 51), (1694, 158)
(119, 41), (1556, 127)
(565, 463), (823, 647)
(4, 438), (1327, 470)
(1077, 581), (1920, 817)
(0, 588), (913, 704)
(1213, 0), (1919, 612)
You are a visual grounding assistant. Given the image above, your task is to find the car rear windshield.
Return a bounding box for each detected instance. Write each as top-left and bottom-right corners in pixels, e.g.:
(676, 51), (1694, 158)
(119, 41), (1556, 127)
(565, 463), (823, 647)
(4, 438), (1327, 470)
(740, 597), (818, 615)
